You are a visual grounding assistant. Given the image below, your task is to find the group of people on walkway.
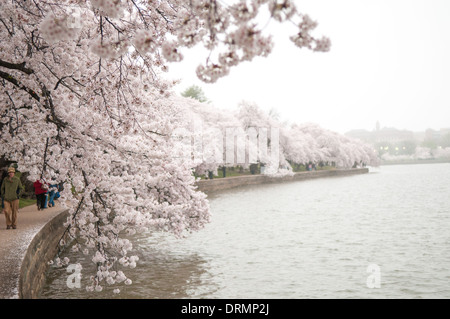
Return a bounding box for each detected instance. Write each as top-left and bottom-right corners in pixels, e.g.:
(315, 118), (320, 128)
(1, 165), (61, 230)
(33, 178), (60, 210)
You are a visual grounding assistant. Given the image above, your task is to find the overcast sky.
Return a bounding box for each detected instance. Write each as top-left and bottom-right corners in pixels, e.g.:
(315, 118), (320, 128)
(167, 0), (450, 134)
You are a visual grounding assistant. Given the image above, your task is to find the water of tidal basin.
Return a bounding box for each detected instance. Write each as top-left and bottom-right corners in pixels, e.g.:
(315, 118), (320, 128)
(41, 163), (450, 299)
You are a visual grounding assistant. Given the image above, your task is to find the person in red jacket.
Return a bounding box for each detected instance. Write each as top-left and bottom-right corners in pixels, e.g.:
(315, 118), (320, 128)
(33, 179), (48, 210)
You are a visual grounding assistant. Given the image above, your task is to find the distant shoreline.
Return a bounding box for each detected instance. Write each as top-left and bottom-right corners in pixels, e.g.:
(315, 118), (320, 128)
(381, 158), (450, 166)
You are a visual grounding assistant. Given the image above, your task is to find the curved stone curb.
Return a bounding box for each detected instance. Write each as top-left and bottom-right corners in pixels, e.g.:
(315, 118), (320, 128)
(19, 209), (69, 299)
(0, 204), (67, 299)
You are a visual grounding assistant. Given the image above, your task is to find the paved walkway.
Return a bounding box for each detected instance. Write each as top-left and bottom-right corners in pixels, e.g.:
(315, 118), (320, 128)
(0, 202), (66, 299)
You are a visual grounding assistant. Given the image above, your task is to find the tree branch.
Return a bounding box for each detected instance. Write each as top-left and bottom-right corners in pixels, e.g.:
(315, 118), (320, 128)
(0, 59), (34, 75)
(0, 70), (40, 101)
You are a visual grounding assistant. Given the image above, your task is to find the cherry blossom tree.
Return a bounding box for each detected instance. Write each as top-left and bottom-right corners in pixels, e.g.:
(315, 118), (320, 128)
(285, 122), (379, 169)
(283, 124), (325, 167)
(234, 102), (380, 174)
(172, 94), (241, 177)
(0, 0), (330, 293)
(236, 101), (293, 175)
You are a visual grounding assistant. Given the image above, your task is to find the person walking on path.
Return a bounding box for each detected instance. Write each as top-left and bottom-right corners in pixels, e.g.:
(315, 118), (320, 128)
(0, 167), (24, 230)
(47, 182), (58, 207)
(1, 168), (7, 218)
(33, 178), (48, 211)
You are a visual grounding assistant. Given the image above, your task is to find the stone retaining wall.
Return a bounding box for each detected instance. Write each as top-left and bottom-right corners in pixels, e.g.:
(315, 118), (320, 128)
(19, 209), (69, 299)
(196, 168), (369, 194)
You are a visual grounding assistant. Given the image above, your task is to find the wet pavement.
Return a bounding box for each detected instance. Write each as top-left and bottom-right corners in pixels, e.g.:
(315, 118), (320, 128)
(0, 202), (66, 299)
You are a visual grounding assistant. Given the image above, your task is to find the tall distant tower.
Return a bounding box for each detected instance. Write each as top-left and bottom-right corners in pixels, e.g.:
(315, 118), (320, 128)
(376, 121), (380, 131)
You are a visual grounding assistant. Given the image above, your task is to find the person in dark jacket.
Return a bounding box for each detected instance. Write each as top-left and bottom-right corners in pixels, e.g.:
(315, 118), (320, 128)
(0, 167), (24, 229)
(1, 168), (7, 220)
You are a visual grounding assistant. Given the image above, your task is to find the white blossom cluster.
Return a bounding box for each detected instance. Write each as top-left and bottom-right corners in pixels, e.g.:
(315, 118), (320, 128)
(290, 15), (331, 52)
(133, 30), (157, 54)
(91, 0), (124, 18)
(230, 0), (259, 23)
(162, 41), (184, 62)
(268, 0), (297, 22)
(0, 0), (332, 294)
(39, 13), (82, 44)
(283, 123), (380, 168)
(90, 36), (130, 59)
